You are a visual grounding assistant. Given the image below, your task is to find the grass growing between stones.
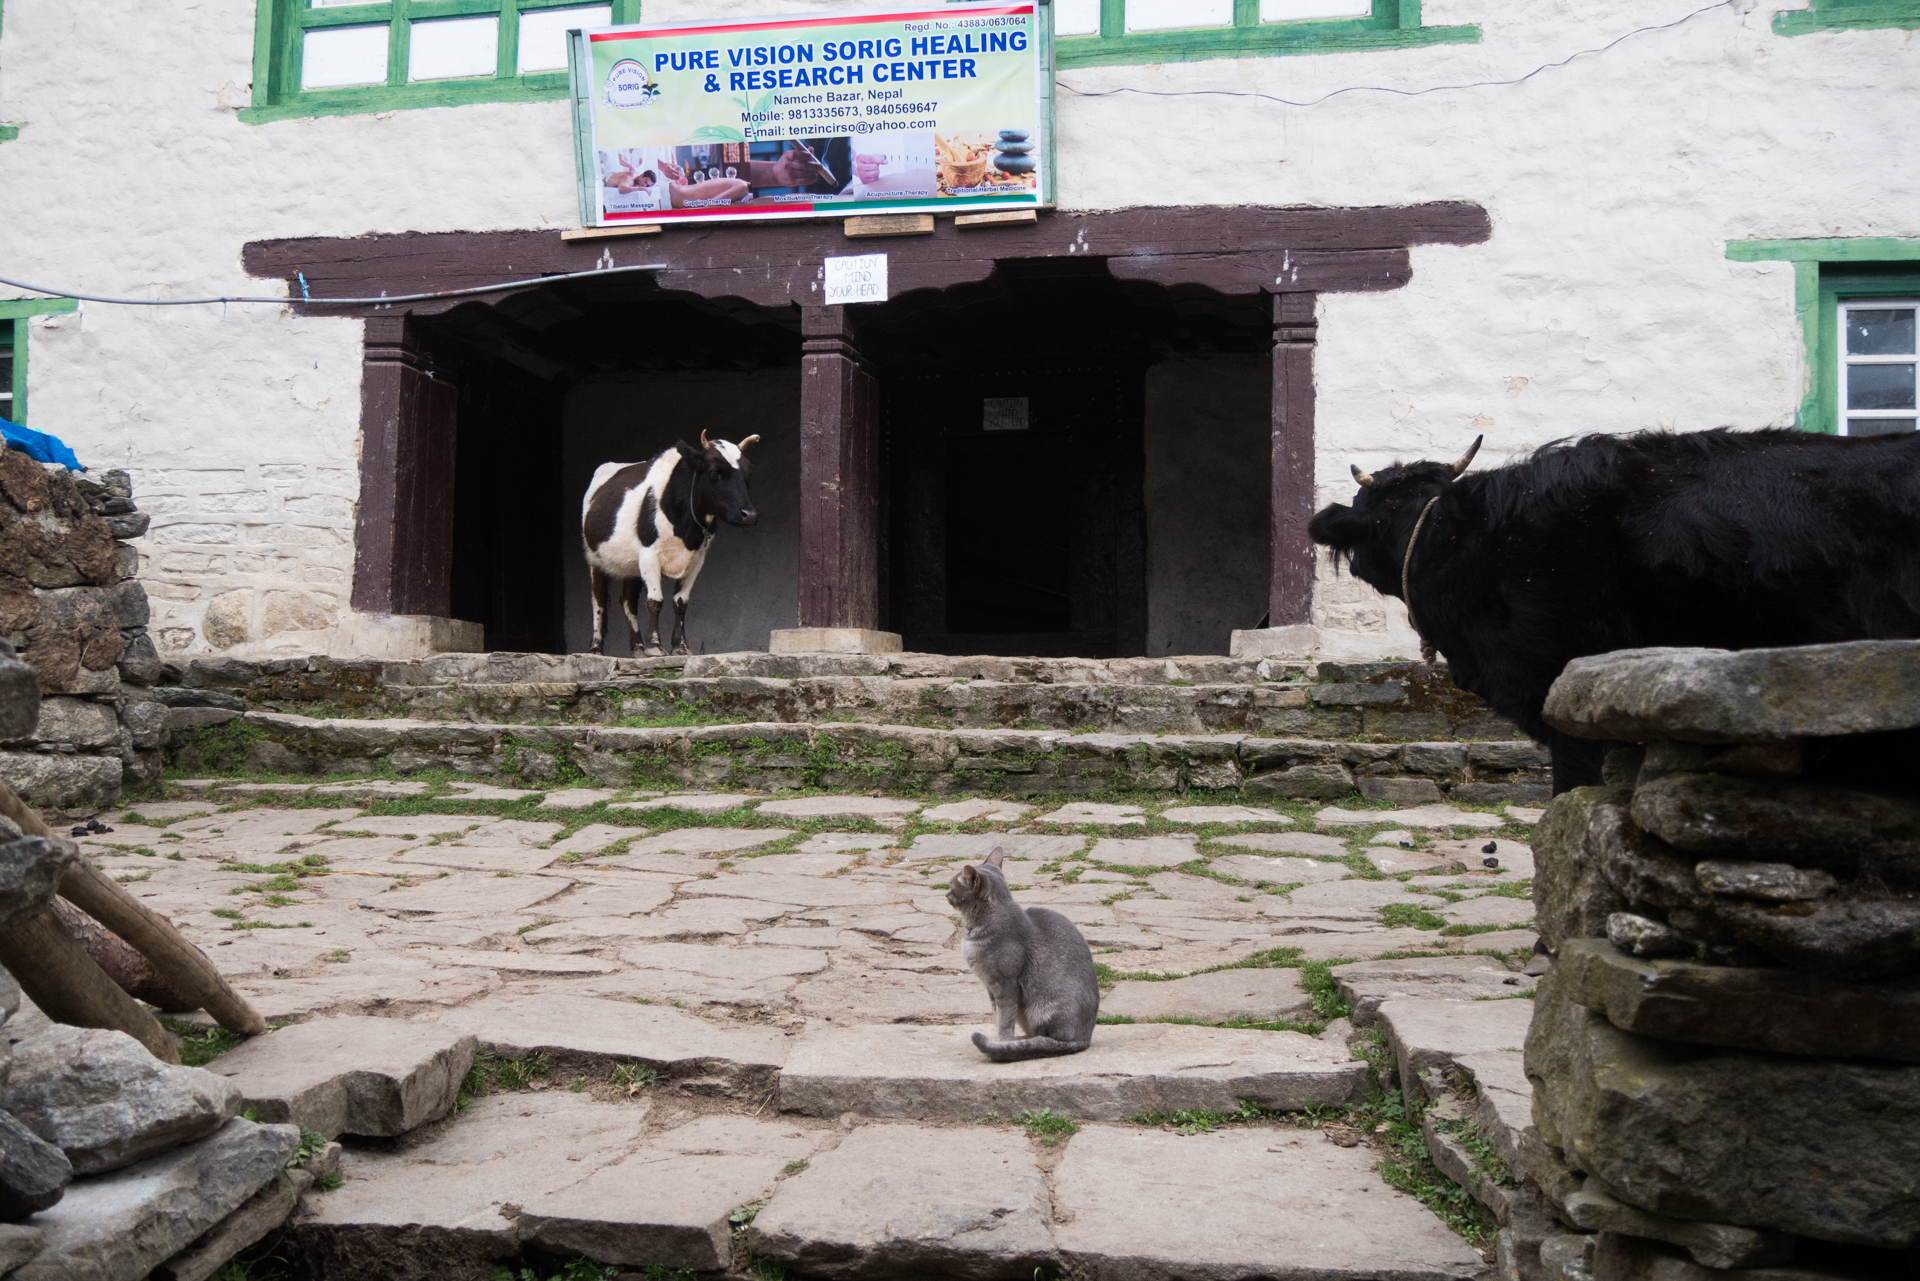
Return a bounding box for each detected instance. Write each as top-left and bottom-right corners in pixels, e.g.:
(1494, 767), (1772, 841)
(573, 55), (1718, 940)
(1379, 902), (1448, 931)
(161, 1018), (251, 1066)
(1131, 1099), (1271, 1134)
(489, 1259), (628, 1281)
(1356, 1091), (1497, 1246)
(1018, 1107), (1080, 1146)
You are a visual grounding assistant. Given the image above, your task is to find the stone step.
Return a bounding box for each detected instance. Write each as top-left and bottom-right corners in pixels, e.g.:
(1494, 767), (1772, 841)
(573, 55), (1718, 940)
(778, 1022), (1371, 1120)
(284, 1095), (1486, 1281)
(159, 649), (1529, 739)
(172, 712), (1551, 804)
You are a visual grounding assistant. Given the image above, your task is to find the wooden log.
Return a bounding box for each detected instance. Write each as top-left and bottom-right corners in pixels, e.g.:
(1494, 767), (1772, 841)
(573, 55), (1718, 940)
(0, 782), (268, 1036)
(49, 897), (195, 1012)
(0, 908), (181, 1063)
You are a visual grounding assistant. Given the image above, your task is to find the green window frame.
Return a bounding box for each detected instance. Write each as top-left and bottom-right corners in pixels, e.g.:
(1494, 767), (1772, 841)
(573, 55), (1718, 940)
(244, 0), (643, 124)
(1774, 0), (1920, 36)
(1728, 238), (1920, 435)
(1053, 0), (1477, 68)
(0, 299), (80, 428)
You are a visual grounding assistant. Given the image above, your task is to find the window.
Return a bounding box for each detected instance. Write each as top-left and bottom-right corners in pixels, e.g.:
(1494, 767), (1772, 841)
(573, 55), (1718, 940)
(1774, 0), (1920, 36)
(0, 299), (80, 428)
(1050, 0), (1477, 68)
(1727, 238), (1920, 434)
(1838, 299), (1916, 436)
(245, 0), (640, 123)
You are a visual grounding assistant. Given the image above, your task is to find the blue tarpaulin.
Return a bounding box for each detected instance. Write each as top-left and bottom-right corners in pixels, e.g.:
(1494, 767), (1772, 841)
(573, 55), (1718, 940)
(0, 417), (83, 471)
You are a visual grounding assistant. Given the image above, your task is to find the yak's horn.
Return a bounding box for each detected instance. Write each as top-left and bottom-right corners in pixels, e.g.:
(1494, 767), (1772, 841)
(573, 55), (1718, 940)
(1451, 435), (1483, 477)
(700, 429), (711, 449)
(738, 434), (760, 450)
(1350, 464), (1376, 490)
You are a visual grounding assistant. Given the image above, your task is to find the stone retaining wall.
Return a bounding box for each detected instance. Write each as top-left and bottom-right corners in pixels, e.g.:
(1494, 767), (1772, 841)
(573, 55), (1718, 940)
(156, 651), (1525, 741)
(0, 452), (163, 809)
(170, 713), (1554, 803)
(1523, 641), (1920, 1281)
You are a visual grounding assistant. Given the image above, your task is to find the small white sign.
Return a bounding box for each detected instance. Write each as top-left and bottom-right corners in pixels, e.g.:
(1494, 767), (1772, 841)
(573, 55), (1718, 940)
(823, 253), (888, 306)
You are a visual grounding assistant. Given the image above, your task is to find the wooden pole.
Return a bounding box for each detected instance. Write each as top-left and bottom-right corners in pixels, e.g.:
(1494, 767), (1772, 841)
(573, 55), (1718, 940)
(0, 906), (182, 1063)
(0, 783), (268, 1036)
(50, 897), (195, 1012)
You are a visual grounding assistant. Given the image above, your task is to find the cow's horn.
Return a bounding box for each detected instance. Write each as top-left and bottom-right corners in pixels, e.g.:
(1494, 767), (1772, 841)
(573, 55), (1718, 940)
(738, 434), (760, 450)
(1451, 435), (1483, 477)
(1350, 464), (1376, 490)
(700, 429), (711, 449)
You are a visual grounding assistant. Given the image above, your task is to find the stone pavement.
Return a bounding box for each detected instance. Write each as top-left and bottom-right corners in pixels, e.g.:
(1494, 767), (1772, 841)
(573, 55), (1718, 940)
(83, 784), (1542, 1279)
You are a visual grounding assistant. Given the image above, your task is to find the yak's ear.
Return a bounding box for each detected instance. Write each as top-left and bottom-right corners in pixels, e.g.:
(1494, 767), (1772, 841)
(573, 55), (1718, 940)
(984, 847), (1006, 869)
(674, 440), (707, 469)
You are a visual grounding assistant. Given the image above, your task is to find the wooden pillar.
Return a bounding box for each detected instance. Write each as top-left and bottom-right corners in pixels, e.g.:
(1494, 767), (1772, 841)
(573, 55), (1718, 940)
(1269, 292), (1318, 627)
(798, 306), (880, 630)
(353, 315), (459, 617)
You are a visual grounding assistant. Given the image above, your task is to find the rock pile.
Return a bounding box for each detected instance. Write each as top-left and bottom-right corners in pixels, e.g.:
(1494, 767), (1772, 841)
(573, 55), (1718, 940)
(1525, 641), (1920, 1281)
(0, 449), (162, 809)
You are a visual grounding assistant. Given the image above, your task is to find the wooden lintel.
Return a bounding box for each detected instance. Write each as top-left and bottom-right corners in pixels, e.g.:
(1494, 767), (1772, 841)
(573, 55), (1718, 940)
(559, 224), (664, 242)
(954, 209), (1039, 229)
(844, 214), (935, 239)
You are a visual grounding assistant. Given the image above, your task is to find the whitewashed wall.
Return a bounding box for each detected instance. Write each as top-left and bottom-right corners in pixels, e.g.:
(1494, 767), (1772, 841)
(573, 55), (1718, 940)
(1, 0), (1912, 658)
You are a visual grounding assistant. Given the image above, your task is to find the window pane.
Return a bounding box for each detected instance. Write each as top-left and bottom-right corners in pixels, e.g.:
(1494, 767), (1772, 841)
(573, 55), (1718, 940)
(1846, 308), (1916, 357)
(1055, 0), (1102, 36)
(1848, 363), (1917, 411)
(518, 5), (610, 73)
(1128, 0), (1233, 31)
(1847, 418), (1916, 435)
(410, 15), (499, 81)
(309, 0), (378, 6)
(302, 24), (390, 88)
(1263, 0), (1373, 20)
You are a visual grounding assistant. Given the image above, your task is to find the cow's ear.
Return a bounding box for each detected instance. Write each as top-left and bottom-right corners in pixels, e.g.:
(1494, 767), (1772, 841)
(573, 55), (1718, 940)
(674, 440), (707, 469)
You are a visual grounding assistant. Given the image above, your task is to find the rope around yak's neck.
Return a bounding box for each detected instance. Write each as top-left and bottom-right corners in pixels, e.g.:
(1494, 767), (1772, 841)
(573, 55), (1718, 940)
(1400, 495), (1441, 666)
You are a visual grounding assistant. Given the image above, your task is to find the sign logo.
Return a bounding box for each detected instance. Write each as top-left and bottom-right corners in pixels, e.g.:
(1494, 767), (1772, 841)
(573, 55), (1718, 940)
(604, 59), (659, 108)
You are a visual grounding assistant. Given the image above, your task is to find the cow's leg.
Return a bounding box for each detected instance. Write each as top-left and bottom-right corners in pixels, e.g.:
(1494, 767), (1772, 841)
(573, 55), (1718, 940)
(669, 553), (707, 656)
(635, 558), (667, 656)
(620, 579), (646, 656)
(589, 565), (611, 655)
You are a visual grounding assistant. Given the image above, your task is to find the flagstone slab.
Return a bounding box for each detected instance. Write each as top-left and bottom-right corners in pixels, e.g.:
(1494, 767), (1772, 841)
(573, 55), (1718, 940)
(779, 1022), (1369, 1120)
(537, 788), (625, 810)
(425, 992), (789, 1085)
(1160, 805), (1294, 825)
(534, 877), (680, 918)
(757, 796), (923, 820)
(750, 1124), (1055, 1279)
(1440, 896), (1537, 929)
(225, 958), (503, 1022)
(734, 852), (858, 876)
(900, 833), (1087, 863)
(1315, 805), (1506, 830)
(618, 942), (831, 982)
(1050, 1126), (1485, 1281)
(1087, 836), (1200, 870)
(796, 832), (896, 855)
(330, 816), (489, 838)
(611, 793), (761, 814)
(1433, 837), (1536, 877)
(359, 872), (573, 918)
(1102, 968), (1314, 1025)
(1211, 831), (1353, 859)
(206, 1016), (475, 1139)
(920, 798), (1035, 823)
(1035, 803), (1146, 826)
(1365, 849), (1464, 876)
(413, 948), (624, 976)
(1376, 997), (1535, 1101)
(390, 845), (563, 875)
(1212, 854), (1351, 886)
(678, 872), (912, 908)
(789, 969), (993, 1023)
(621, 828), (796, 858)
(610, 898), (797, 941)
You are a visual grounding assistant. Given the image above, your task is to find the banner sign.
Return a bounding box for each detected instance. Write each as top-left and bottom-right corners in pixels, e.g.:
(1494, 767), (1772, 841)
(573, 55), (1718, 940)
(569, 3), (1053, 227)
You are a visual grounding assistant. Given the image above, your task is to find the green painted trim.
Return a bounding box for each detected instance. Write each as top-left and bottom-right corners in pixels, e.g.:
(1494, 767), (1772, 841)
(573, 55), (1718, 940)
(1815, 266), (1920, 435)
(1794, 260), (1825, 433)
(1729, 237), (1920, 262)
(1056, 22), (1478, 67)
(0, 125), (18, 143)
(0, 302), (75, 428)
(0, 299), (79, 320)
(569, 27), (597, 226)
(1774, 3), (1920, 35)
(240, 71), (570, 122)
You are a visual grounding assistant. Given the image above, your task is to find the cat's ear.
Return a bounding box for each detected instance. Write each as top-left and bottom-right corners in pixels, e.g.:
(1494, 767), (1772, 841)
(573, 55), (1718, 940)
(984, 847), (1006, 869)
(956, 866), (977, 887)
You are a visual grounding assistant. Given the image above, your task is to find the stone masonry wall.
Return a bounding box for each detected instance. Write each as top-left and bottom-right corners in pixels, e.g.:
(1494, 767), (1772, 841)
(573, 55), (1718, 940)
(0, 450), (164, 808)
(1521, 641), (1920, 1281)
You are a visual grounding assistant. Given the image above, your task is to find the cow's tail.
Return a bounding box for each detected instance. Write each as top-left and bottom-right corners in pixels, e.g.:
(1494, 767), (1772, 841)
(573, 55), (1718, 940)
(970, 1030), (1091, 1062)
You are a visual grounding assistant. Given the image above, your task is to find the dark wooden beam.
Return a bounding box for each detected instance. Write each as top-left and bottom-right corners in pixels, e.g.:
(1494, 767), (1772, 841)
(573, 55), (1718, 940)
(799, 306), (880, 630)
(1270, 292), (1318, 628)
(242, 203), (1489, 315)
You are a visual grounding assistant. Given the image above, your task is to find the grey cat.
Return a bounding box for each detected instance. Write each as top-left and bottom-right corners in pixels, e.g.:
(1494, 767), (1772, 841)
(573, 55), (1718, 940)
(946, 847), (1099, 1062)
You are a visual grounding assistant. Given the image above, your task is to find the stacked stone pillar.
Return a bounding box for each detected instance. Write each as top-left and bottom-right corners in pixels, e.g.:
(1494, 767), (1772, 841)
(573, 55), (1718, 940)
(1525, 641), (1920, 1281)
(0, 450), (162, 808)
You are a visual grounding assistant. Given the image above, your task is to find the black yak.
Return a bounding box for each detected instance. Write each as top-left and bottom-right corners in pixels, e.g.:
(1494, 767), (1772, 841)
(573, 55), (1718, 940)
(1308, 428), (1920, 791)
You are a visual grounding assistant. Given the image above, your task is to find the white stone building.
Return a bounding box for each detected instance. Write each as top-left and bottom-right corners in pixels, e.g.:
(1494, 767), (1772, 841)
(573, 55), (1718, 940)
(1, 0), (1913, 662)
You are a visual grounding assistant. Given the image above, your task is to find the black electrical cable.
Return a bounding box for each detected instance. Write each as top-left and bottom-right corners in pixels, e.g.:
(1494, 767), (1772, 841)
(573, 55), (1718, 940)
(0, 261), (669, 309)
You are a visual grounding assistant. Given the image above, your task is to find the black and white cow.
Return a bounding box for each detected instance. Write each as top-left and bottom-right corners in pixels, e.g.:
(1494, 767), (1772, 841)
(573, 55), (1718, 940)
(581, 431), (760, 655)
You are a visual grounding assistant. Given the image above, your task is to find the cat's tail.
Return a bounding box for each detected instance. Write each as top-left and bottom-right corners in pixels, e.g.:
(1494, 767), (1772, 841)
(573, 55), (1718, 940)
(971, 1030), (1091, 1062)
